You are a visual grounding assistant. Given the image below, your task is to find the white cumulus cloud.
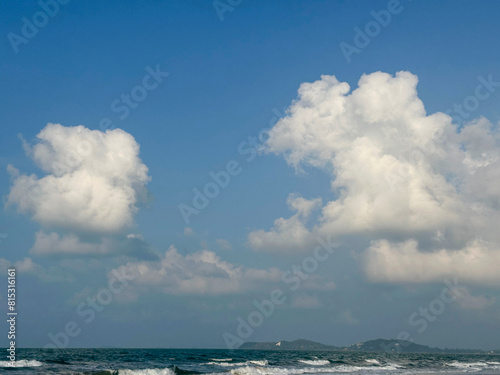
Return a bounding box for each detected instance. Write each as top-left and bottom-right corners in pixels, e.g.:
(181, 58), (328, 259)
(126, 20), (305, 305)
(250, 71), (500, 286)
(109, 245), (282, 295)
(363, 239), (500, 286)
(248, 193), (321, 252)
(7, 123), (151, 254)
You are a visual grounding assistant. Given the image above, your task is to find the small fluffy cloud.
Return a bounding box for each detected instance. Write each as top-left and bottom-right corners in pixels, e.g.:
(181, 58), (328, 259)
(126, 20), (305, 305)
(248, 194), (321, 252)
(109, 245), (281, 295)
(250, 71), (500, 285)
(7, 124), (151, 254)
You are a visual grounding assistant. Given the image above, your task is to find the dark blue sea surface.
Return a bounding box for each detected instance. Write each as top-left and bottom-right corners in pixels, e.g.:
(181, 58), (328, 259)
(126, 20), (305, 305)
(1, 349), (500, 375)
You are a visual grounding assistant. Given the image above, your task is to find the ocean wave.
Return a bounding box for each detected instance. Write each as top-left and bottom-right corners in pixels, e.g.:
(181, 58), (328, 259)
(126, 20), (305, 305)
(247, 360), (268, 366)
(45, 358), (72, 365)
(0, 359), (43, 367)
(206, 362), (239, 367)
(173, 365), (203, 375)
(323, 364), (402, 373)
(227, 363), (403, 375)
(229, 365), (293, 375)
(297, 360), (330, 366)
(447, 361), (489, 369)
(364, 359), (380, 365)
(446, 361), (500, 371)
(118, 368), (176, 375)
(207, 360), (268, 368)
(211, 358), (233, 362)
(376, 363), (402, 371)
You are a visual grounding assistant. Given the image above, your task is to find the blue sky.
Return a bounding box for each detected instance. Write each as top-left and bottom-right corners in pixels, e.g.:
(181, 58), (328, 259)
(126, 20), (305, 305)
(1, 0), (500, 350)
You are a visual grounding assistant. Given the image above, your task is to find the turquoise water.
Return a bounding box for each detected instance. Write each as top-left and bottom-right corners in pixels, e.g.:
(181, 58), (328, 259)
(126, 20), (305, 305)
(1, 348), (500, 374)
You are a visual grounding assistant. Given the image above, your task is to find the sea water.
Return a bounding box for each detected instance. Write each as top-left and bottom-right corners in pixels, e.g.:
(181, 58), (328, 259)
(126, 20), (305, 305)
(1, 348), (499, 375)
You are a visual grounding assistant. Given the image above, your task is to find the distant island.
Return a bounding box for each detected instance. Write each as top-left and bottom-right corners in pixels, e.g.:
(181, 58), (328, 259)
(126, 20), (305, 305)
(239, 338), (498, 354)
(240, 339), (338, 351)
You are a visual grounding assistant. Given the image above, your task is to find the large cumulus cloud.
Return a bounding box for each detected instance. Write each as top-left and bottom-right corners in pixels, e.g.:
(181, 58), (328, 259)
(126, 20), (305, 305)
(7, 123), (151, 254)
(249, 71), (500, 285)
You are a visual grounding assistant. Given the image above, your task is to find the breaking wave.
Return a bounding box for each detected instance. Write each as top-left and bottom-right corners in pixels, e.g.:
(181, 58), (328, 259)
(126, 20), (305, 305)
(0, 359), (43, 367)
(297, 360), (330, 366)
(117, 369), (176, 375)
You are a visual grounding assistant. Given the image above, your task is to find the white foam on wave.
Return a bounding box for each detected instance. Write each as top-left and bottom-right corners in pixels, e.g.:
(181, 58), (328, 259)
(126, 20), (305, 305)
(446, 361), (500, 372)
(118, 368), (176, 375)
(0, 359), (43, 367)
(365, 359), (381, 365)
(298, 360), (330, 366)
(230, 365), (294, 375)
(326, 364), (401, 373)
(206, 360), (267, 367)
(211, 358), (233, 362)
(377, 363), (402, 371)
(247, 360), (269, 366)
(446, 361), (488, 369)
(227, 363), (402, 375)
(207, 362), (239, 367)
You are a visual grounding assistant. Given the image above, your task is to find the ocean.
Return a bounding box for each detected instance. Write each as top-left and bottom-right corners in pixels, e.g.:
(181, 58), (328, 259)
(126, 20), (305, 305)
(1, 348), (500, 375)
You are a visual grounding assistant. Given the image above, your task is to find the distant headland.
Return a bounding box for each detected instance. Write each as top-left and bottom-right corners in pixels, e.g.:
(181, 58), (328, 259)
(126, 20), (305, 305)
(239, 338), (498, 354)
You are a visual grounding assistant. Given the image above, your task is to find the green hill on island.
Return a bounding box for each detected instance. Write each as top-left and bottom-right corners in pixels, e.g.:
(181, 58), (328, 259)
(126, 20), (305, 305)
(239, 338), (487, 354)
(239, 339), (339, 351)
